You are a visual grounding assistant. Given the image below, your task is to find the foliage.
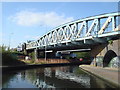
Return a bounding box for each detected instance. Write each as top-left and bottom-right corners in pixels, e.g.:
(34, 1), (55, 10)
(108, 40), (113, 45)
(39, 62), (47, 64)
(74, 52), (90, 59)
(1, 45), (25, 66)
(65, 56), (71, 59)
(28, 52), (35, 61)
(22, 60), (34, 64)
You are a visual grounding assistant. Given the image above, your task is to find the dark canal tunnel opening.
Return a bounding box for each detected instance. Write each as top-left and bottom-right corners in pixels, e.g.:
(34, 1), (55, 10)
(103, 50), (117, 67)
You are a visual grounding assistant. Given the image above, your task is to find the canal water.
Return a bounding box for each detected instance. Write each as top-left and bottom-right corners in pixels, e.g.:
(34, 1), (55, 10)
(2, 65), (115, 89)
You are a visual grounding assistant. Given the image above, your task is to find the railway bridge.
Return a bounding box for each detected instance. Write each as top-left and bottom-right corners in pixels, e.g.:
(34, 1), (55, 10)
(21, 12), (120, 67)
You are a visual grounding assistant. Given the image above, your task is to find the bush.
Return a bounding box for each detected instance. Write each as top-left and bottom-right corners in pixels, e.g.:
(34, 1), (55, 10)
(74, 52), (90, 59)
(28, 52), (35, 61)
(1, 45), (25, 66)
(2, 51), (17, 66)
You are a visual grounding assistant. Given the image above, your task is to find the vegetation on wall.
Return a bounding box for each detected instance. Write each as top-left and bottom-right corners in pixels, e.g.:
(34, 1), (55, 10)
(108, 40), (113, 45)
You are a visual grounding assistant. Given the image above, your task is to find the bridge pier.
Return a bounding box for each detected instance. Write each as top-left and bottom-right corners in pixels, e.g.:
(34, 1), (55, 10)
(46, 51), (56, 59)
(34, 48), (38, 61)
(90, 39), (120, 68)
(36, 50), (57, 59)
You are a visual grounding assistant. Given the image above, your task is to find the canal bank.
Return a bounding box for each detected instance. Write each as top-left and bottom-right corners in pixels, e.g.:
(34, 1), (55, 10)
(79, 65), (120, 88)
(2, 63), (82, 72)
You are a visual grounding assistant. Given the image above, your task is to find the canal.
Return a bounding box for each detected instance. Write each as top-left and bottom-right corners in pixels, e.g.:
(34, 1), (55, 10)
(2, 65), (115, 89)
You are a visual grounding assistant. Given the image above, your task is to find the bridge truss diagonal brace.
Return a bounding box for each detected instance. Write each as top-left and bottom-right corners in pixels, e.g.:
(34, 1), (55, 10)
(98, 17), (112, 34)
(112, 16), (116, 31)
(67, 23), (77, 40)
(85, 19), (98, 37)
(62, 27), (67, 41)
(76, 22), (86, 38)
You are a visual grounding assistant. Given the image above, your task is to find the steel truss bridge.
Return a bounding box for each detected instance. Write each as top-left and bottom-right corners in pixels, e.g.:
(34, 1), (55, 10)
(25, 12), (120, 50)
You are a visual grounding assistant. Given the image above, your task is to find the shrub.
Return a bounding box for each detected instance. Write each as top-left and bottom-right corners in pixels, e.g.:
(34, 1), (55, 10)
(74, 52), (90, 59)
(1, 45), (25, 66)
(28, 52), (35, 61)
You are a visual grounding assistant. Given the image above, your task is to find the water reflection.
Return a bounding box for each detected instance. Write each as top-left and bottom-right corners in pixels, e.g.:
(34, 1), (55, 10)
(2, 65), (113, 88)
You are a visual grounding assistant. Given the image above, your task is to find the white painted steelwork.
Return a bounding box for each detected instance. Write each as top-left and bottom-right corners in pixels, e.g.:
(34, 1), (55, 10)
(26, 12), (120, 50)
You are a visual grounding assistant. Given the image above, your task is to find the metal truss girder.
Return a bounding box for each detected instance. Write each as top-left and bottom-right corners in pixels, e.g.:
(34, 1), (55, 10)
(47, 45), (54, 48)
(115, 25), (120, 31)
(83, 39), (95, 45)
(74, 12), (119, 24)
(98, 17), (112, 34)
(97, 30), (120, 38)
(76, 22), (84, 38)
(71, 41), (84, 45)
(93, 37), (107, 43)
(57, 43), (63, 46)
(65, 43), (74, 47)
(25, 12), (120, 50)
(85, 19), (97, 36)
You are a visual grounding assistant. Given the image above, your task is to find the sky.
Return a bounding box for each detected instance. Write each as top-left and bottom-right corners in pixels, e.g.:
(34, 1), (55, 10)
(1, 1), (119, 48)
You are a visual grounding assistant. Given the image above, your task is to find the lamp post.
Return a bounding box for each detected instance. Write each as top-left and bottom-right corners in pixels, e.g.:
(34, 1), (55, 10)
(45, 25), (47, 62)
(45, 44), (47, 62)
(8, 33), (13, 50)
(39, 24), (47, 62)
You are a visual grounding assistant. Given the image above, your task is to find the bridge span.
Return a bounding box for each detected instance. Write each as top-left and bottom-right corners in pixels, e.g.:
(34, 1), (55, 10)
(21, 12), (120, 68)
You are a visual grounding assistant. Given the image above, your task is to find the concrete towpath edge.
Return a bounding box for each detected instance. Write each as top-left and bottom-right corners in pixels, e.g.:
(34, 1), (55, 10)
(79, 65), (120, 88)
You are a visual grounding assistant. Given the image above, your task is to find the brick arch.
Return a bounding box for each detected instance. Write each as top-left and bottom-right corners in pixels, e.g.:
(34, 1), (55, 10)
(103, 50), (117, 67)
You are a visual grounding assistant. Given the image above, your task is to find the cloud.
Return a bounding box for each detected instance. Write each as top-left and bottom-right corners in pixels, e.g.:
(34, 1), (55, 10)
(25, 35), (40, 40)
(9, 10), (74, 27)
(24, 35), (31, 39)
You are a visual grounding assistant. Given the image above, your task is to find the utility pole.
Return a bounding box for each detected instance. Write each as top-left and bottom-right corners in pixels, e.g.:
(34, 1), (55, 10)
(8, 33), (13, 50)
(45, 43), (47, 62)
(45, 25), (47, 62)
